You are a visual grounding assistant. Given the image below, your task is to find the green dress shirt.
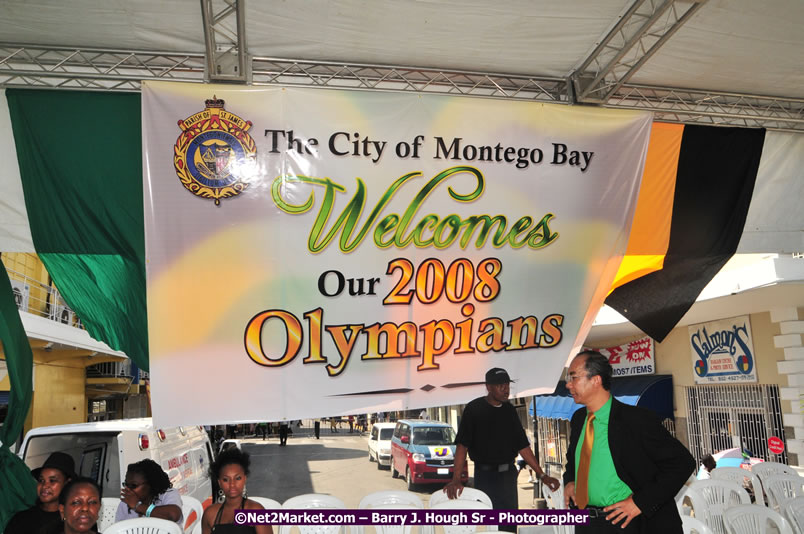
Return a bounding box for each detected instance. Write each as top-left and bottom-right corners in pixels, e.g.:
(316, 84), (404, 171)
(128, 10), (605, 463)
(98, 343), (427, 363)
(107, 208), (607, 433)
(574, 395), (633, 506)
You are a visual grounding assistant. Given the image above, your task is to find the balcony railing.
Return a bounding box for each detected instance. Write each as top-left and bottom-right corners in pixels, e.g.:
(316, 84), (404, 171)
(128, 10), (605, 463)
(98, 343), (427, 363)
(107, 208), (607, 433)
(6, 267), (84, 329)
(86, 360), (149, 381)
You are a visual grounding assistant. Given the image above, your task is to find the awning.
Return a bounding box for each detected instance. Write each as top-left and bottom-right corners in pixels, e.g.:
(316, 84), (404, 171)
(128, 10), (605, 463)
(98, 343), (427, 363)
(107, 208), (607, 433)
(530, 374), (674, 421)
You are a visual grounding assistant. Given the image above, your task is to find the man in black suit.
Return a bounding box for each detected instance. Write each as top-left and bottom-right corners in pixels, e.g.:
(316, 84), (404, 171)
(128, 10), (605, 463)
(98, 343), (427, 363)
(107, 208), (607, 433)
(563, 351), (695, 533)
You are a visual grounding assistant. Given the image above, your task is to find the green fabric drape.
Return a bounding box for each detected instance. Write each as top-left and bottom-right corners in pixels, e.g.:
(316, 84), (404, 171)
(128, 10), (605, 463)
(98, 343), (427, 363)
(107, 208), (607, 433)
(6, 89), (148, 370)
(0, 267), (37, 532)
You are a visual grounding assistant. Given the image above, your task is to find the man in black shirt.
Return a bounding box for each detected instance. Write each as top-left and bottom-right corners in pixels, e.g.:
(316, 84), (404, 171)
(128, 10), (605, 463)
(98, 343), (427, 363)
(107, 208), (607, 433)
(445, 368), (560, 532)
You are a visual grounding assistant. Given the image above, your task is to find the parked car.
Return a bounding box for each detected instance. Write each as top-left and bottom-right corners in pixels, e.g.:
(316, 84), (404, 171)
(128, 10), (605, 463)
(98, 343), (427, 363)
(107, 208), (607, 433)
(390, 419), (468, 490)
(367, 422), (396, 468)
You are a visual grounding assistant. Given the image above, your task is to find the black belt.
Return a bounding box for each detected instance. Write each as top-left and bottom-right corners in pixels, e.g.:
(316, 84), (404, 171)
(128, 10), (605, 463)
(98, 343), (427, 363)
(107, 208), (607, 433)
(578, 505), (607, 519)
(474, 462), (514, 472)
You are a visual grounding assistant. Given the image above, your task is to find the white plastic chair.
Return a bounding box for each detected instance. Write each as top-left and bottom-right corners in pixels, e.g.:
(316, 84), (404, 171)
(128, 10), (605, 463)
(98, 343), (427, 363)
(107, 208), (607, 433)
(781, 496), (804, 534)
(429, 487), (492, 509)
(687, 479), (751, 534)
(723, 504), (794, 534)
(98, 497), (121, 532)
(252, 496), (283, 509)
(541, 481), (565, 510)
(428, 500), (493, 534)
(711, 467), (766, 506)
(764, 475), (804, 512)
(280, 494), (347, 534)
(752, 462), (799, 499)
(358, 490), (423, 534)
(540, 482), (572, 534)
(102, 517), (183, 534)
(359, 490), (424, 509)
(682, 515), (715, 534)
(181, 495), (204, 533)
(677, 485), (694, 516)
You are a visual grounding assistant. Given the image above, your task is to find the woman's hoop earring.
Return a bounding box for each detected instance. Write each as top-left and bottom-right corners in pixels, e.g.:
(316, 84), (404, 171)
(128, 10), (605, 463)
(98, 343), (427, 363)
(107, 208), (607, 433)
(217, 489), (225, 503)
(243, 486), (248, 499)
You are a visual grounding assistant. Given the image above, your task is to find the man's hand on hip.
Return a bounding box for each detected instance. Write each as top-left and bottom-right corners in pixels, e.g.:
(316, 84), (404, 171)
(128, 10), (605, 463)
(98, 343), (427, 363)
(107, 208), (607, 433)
(563, 481), (575, 508)
(444, 479), (464, 499)
(604, 495), (642, 528)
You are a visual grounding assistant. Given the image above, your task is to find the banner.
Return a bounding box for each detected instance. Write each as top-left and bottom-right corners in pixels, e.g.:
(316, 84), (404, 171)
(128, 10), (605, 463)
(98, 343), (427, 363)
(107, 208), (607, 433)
(689, 315), (756, 384)
(142, 82), (651, 425)
(592, 337), (655, 377)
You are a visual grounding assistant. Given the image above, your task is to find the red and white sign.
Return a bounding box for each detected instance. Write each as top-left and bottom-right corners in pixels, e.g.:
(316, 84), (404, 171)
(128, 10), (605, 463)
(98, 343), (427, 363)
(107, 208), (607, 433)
(590, 337), (655, 377)
(769, 436), (785, 455)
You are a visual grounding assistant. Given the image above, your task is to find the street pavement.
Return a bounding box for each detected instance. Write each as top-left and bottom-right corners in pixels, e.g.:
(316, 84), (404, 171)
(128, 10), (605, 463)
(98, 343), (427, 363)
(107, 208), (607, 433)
(239, 426), (542, 509)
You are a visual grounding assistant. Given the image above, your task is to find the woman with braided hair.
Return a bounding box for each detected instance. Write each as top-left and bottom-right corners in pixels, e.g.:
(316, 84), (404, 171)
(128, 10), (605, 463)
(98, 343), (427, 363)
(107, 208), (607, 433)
(114, 458), (183, 525)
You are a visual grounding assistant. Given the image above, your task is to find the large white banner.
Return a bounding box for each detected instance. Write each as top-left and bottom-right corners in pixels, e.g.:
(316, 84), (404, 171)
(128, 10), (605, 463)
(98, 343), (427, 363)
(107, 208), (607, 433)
(142, 82), (652, 426)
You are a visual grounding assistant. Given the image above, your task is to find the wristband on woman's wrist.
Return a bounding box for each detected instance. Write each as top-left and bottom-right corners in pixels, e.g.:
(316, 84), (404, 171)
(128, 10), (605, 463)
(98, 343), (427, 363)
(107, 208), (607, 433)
(146, 503), (156, 517)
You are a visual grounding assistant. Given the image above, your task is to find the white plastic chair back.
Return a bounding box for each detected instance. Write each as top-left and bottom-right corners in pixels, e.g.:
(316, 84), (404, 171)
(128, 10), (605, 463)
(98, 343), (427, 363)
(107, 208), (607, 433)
(541, 481), (565, 510)
(711, 467), (766, 506)
(429, 500), (492, 534)
(280, 494), (347, 534)
(687, 479), (751, 534)
(429, 487), (492, 509)
(677, 485), (694, 516)
(540, 482), (572, 534)
(682, 515), (715, 534)
(723, 504), (794, 534)
(753, 462), (798, 497)
(181, 495), (204, 533)
(252, 496), (283, 509)
(359, 490), (424, 509)
(765, 475), (804, 512)
(98, 497), (120, 532)
(102, 517), (183, 534)
(782, 496), (804, 534)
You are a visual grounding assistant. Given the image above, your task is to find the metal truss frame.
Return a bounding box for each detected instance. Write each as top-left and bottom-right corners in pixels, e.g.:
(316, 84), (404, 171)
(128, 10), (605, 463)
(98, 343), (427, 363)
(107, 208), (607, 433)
(571, 0), (707, 104)
(201, 0), (248, 83)
(1, 44), (802, 132)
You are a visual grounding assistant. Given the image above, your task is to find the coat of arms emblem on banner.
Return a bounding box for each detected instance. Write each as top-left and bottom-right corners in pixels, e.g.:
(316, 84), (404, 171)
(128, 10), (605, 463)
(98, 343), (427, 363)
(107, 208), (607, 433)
(173, 96), (256, 205)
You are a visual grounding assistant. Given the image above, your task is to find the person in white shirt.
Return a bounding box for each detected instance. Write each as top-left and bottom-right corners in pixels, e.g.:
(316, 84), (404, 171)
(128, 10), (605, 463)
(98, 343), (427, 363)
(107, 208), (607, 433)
(115, 459), (183, 525)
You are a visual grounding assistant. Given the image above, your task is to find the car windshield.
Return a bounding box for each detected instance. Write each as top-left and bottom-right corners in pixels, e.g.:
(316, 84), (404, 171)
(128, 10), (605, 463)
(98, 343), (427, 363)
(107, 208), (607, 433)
(379, 428), (394, 440)
(411, 426), (455, 445)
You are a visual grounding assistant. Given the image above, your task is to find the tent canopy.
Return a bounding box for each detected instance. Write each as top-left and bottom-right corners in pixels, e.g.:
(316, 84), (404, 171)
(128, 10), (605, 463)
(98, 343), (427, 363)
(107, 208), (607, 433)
(531, 374), (675, 421)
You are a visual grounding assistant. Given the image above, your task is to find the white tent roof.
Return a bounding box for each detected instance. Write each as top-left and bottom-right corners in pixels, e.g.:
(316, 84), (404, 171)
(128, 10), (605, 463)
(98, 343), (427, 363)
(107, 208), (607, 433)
(0, 0), (802, 126)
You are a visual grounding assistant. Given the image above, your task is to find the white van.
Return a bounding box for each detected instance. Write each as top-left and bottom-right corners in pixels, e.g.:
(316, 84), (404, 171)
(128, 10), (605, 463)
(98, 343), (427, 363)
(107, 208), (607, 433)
(18, 418), (215, 508)
(367, 422), (396, 468)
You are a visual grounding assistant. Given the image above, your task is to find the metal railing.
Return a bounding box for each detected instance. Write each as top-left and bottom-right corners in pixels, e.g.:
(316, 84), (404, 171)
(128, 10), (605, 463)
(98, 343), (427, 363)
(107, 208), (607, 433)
(6, 266), (84, 329)
(685, 383), (787, 466)
(86, 360), (148, 381)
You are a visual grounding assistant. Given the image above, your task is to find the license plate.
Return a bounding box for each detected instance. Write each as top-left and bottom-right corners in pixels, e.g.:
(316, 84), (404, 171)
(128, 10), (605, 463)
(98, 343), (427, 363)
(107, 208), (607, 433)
(437, 468), (449, 475)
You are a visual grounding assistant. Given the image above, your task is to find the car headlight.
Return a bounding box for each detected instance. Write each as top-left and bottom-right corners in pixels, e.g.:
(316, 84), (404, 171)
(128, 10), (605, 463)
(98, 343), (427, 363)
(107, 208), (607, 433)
(412, 453), (426, 463)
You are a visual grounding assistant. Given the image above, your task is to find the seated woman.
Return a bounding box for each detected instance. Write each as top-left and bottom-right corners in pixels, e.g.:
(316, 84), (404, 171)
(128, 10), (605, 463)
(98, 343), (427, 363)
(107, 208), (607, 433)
(201, 448), (271, 534)
(115, 459), (183, 525)
(54, 477), (102, 534)
(5, 452), (76, 534)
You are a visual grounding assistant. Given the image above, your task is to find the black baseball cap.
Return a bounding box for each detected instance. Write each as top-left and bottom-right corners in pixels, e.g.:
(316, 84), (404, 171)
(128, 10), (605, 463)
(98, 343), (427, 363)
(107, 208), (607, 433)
(485, 368), (514, 384)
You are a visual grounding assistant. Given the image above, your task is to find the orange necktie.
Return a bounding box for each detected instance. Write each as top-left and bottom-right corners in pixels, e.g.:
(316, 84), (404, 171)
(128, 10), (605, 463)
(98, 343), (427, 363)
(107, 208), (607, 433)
(575, 412), (595, 509)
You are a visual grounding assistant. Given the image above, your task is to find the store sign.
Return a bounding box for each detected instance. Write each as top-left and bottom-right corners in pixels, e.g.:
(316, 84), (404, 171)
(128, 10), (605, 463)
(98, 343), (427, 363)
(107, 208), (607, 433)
(593, 337), (655, 376)
(689, 315), (756, 384)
